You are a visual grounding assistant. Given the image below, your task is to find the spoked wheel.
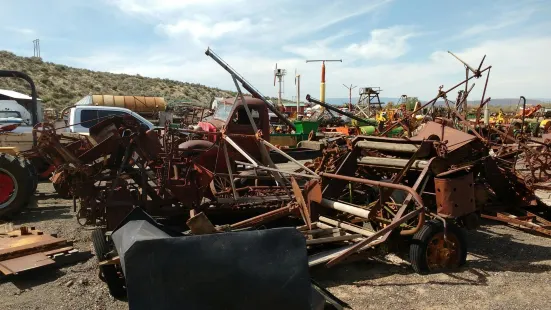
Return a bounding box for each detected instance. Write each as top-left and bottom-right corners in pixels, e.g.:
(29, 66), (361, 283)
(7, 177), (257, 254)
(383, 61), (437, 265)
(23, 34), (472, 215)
(409, 219), (467, 274)
(210, 174), (234, 197)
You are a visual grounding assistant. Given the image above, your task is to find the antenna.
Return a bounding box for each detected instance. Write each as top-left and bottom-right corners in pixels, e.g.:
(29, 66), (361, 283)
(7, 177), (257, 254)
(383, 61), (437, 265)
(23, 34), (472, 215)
(32, 39), (40, 58)
(342, 84), (357, 111)
(305, 59), (342, 104)
(273, 63), (286, 108)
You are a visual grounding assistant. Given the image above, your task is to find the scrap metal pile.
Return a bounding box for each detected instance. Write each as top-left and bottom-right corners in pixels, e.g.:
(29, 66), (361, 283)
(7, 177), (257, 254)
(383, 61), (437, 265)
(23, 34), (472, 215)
(9, 49), (551, 304)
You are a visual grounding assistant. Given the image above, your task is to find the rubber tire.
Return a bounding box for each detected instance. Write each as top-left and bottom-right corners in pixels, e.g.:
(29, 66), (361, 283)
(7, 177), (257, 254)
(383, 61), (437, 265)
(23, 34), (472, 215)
(0, 153), (34, 218)
(92, 229), (126, 299)
(53, 181), (72, 199)
(22, 158), (38, 194)
(409, 219), (467, 274)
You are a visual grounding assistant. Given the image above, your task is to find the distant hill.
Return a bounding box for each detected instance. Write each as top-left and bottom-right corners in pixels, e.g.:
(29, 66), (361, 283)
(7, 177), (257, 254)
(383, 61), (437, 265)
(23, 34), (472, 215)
(0, 51), (235, 110)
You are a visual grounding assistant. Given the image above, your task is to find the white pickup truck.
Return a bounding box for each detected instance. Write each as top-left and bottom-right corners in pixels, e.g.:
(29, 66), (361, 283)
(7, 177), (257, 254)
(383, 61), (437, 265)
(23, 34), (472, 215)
(0, 106), (155, 153)
(66, 105), (154, 134)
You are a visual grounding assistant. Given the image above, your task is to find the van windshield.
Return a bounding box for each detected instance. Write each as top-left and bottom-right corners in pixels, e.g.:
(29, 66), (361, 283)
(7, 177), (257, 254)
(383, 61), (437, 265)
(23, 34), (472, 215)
(0, 111), (22, 118)
(213, 103), (234, 121)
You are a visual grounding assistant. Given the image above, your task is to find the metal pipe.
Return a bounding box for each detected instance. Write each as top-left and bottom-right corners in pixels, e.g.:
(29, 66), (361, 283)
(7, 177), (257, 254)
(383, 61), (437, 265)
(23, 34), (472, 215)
(306, 95), (370, 124)
(224, 136), (259, 167)
(319, 198), (371, 218)
(205, 48), (295, 130)
(260, 139), (318, 176)
(513, 96), (527, 172)
(358, 157), (429, 170)
(234, 161), (319, 179)
(230, 206), (292, 229)
(319, 173), (424, 209)
(326, 208), (423, 267)
(520, 96), (527, 136)
(399, 209), (425, 236)
(223, 143), (239, 199)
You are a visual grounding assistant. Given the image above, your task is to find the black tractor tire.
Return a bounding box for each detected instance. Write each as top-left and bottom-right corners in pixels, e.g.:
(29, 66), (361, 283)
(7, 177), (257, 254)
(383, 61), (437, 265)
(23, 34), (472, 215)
(409, 219), (467, 274)
(21, 158), (38, 194)
(0, 153), (34, 218)
(91, 229), (126, 299)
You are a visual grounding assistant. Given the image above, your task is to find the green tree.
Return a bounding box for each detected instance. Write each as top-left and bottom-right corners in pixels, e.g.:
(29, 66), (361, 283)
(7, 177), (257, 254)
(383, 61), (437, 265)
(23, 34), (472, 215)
(405, 97), (419, 111)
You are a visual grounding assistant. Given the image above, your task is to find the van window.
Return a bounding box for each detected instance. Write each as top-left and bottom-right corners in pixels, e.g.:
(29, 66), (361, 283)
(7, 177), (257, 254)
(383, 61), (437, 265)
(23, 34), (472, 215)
(98, 110), (150, 131)
(232, 107), (261, 126)
(80, 110), (99, 128)
(98, 110), (126, 119)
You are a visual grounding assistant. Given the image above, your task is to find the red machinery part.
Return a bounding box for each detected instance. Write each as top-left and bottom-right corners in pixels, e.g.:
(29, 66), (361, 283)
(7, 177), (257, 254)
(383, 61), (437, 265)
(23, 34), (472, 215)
(0, 171), (15, 205)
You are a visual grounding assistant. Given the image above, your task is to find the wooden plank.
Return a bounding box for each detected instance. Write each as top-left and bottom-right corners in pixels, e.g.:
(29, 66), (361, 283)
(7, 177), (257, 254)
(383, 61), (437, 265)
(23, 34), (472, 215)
(306, 234), (363, 245)
(0, 264), (13, 275)
(99, 256), (120, 266)
(297, 222), (318, 231)
(319, 216), (375, 237)
(303, 228), (343, 236)
(0, 253), (55, 275)
(0, 237), (69, 261)
(308, 245), (354, 267)
(42, 246), (74, 257)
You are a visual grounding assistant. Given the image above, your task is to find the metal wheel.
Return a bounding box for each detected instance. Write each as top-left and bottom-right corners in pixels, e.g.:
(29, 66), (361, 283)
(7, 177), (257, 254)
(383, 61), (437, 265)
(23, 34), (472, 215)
(210, 174), (233, 197)
(0, 154), (34, 218)
(0, 168), (17, 208)
(426, 232), (462, 271)
(409, 219), (467, 274)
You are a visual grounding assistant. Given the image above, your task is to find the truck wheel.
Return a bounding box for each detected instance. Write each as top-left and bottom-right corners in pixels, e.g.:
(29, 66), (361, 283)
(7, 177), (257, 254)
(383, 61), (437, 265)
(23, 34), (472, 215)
(0, 154), (33, 218)
(409, 219), (467, 274)
(92, 229), (126, 299)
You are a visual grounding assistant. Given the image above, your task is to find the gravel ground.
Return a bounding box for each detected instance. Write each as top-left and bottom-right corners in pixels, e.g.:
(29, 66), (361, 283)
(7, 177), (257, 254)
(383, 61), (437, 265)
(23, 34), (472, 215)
(1, 182), (551, 310)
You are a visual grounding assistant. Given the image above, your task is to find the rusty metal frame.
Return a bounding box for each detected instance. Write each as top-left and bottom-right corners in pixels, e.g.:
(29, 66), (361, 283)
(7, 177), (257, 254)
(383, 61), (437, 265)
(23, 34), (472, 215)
(317, 171), (427, 266)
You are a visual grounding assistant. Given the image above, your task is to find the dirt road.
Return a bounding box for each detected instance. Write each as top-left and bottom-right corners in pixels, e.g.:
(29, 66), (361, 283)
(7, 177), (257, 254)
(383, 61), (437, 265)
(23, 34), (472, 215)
(1, 182), (551, 310)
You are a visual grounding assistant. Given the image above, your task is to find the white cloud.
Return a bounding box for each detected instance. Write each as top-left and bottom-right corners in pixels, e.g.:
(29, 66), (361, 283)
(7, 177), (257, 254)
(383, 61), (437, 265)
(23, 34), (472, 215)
(157, 18), (252, 40)
(4, 27), (35, 36)
(55, 0), (550, 102)
(61, 35), (551, 101)
(456, 5), (537, 39)
(110, 0), (392, 45)
(346, 26), (418, 60)
(111, 0), (234, 15)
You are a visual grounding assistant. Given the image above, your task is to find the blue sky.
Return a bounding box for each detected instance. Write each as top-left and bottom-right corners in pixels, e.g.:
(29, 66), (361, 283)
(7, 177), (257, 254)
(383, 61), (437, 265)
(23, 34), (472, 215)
(1, 0), (550, 101)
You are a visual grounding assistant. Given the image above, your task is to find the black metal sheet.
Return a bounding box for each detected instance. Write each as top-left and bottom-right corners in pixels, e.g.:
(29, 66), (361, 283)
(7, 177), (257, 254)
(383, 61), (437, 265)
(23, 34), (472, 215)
(112, 224), (311, 310)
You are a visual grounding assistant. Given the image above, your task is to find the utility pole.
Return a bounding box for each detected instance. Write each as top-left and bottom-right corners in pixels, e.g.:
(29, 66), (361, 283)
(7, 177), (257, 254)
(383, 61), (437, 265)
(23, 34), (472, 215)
(295, 69), (301, 116)
(273, 63), (287, 110)
(342, 84), (357, 110)
(32, 39), (40, 58)
(305, 59), (342, 103)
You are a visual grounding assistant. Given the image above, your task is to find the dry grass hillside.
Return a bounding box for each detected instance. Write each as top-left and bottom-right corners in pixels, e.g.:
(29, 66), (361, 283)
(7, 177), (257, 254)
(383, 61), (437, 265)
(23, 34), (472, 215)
(0, 51), (235, 110)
